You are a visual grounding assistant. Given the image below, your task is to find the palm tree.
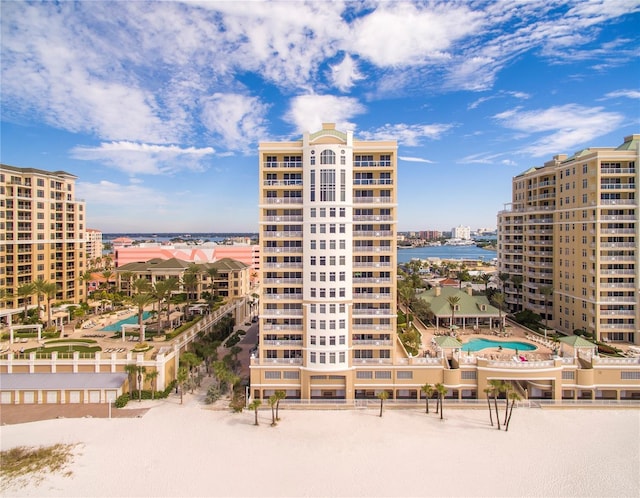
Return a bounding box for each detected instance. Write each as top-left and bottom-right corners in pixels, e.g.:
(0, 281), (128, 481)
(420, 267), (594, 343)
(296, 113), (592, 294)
(17, 283), (36, 321)
(447, 295), (460, 331)
(144, 369), (159, 400)
(483, 387), (494, 426)
(153, 278), (179, 331)
(124, 364), (137, 397)
(130, 292), (154, 341)
(421, 383), (434, 414)
(501, 382), (513, 425)
(540, 285), (554, 330)
(80, 271), (93, 303)
(135, 365), (146, 401)
(435, 383), (447, 420)
(101, 270), (114, 292)
(488, 380), (502, 430)
(42, 281), (58, 328)
(177, 367), (189, 404)
(510, 275), (523, 312)
(479, 273), (492, 293)
(493, 293), (505, 332)
(274, 390), (286, 421)
(268, 394), (278, 426)
(498, 272), (510, 293)
(505, 391), (521, 431)
(206, 267), (219, 297)
(248, 399), (261, 426)
(376, 391), (389, 417)
(120, 271), (134, 296)
(33, 279), (48, 322)
(133, 278), (152, 295)
(180, 352), (202, 393)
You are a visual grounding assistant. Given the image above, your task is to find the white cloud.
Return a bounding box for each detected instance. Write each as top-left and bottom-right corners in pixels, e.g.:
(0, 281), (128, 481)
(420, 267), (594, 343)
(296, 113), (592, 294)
(399, 156), (435, 164)
(458, 152), (509, 165)
(76, 180), (167, 207)
(201, 93), (269, 152)
(603, 89), (640, 99)
(285, 95), (366, 134)
(494, 104), (625, 156)
(361, 123), (453, 147)
(70, 142), (215, 175)
(329, 54), (364, 92)
(349, 3), (484, 67)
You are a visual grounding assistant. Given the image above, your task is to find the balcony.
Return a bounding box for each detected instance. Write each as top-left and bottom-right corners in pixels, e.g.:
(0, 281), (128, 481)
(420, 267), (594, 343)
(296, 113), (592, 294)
(353, 261), (392, 268)
(600, 168), (635, 174)
(263, 340), (304, 346)
(352, 339), (392, 346)
(262, 215), (303, 222)
(353, 197), (394, 205)
(352, 215), (394, 222)
(264, 161), (303, 168)
(353, 161), (392, 167)
(352, 308), (394, 316)
(353, 179), (393, 185)
(263, 262), (303, 269)
(262, 294), (303, 301)
(353, 246), (393, 253)
(600, 183), (636, 190)
(262, 231), (303, 238)
(353, 230), (393, 237)
(262, 247), (303, 253)
(258, 358), (303, 365)
(262, 309), (303, 316)
(262, 324), (304, 331)
(352, 292), (392, 300)
(352, 277), (392, 284)
(262, 198), (303, 205)
(352, 358), (393, 364)
(263, 180), (303, 186)
(262, 278), (303, 284)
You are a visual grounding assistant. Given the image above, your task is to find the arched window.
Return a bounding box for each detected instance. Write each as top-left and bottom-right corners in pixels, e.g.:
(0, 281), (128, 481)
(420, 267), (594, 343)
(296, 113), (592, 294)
(320, 149), (336, 165)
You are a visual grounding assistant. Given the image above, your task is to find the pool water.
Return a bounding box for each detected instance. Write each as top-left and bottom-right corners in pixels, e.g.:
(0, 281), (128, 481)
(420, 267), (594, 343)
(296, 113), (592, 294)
(101, 311), (153, 332)
(461, 338), (536, 352)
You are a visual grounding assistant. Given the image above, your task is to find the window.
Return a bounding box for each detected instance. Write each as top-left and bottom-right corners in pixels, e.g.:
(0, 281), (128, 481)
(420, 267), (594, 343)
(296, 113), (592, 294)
(461, 371), (477, 380)
(320, 169), (335, 201)
(320, 150), (336, 165)
(310, 352), (316, 363)
(310, 335), (316, 344)
(283, 371), (300, 379)
(319, 353), (326, 364)
(621, 372), (640, 380)
(265, 371), (281, 379)
(357, 371), (373, 379)
(397, 371), (413, 379)
(375, 371), (391, 379)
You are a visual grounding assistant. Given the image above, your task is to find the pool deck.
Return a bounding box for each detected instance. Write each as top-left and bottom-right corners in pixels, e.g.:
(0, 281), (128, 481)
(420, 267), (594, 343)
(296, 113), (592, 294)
(417, 322), (557, 361)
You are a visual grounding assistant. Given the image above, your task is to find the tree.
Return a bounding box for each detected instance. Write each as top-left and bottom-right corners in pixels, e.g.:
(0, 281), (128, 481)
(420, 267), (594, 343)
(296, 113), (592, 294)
(130, 293), (154, 341)
(135, 365), (146, 402)
(540, 285), (554, 330)
(153, 278), (179, 331)
(248, 399), (261, 426)
(447, 295), (460, 330)
(505, 391), (521, 431)
(498, 272), (510, 293)
(177, 367), (189, 404)
(206, 267), (219, 297)
(120, 271), (134, 297)
(124, 364), (137, 396)
(483, 387), (494, 426)
(33, 279), (48, 322)
(181, 352), (202, 393)
(435, 383), (447, 420)
(488, 380), (502, 430)
(377, 390), (389, 417)
(42, 282), (58, 328)
(17, 283), (36, 321)
(478, 273), (492, 293)
(411, 298), (434, 325)
(510, 275), (523, 313)
(145, 369), (159, 400)
(274, 390), (286, 421)
(101, 270), (114, 292)
(421, 383), (434, 414)
(268, 394), (278, 426)
(501, 382), (513, 425)
(493, 293), (506, 332)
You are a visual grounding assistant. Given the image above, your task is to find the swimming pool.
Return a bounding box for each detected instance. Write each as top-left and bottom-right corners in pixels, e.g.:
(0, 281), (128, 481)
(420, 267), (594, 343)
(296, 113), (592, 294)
(101, 312), (153, 332)
(461, 338), (536, 352)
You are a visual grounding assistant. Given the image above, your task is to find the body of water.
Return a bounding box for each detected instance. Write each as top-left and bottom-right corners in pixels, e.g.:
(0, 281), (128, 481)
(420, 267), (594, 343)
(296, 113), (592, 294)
(461, 338), (537, 352)
(397, 245), (497, 263)
(101, 312), (152, 332)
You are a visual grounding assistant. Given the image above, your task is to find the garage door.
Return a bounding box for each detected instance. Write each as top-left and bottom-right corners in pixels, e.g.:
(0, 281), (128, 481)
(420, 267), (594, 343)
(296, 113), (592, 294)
(46, 391), (58, 404)
(1, 392), (12, 404)
(88, 390), (101, 403)
(69, 391), (81, 403)
(23, 391), (35, 404)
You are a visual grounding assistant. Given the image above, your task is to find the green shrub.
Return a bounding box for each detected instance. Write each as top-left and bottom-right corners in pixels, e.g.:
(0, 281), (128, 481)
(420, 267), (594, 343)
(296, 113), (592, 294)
(204, 385), (222, 404)
(115, 394), (130, 408)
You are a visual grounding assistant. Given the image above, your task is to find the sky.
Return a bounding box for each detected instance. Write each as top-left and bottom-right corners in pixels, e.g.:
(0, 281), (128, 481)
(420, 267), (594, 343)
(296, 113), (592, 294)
(1, 0), (639, 234)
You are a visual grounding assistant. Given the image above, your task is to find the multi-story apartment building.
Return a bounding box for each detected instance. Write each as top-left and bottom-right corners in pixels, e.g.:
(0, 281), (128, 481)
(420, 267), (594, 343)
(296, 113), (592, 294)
(498, 135), (639, 345)
(451, 225), (471, 240)
(0, 165), (86, 313)
(251, 123), (399, 400)
(85, 228), (103, 266)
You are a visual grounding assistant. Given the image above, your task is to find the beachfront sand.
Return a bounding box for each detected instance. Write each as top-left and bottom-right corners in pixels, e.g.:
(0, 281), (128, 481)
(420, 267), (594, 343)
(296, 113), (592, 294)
(1, 398), (638, 498)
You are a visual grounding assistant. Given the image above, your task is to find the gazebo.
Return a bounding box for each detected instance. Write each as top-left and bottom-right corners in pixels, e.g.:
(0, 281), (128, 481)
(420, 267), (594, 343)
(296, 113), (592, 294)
(558, 335), (597, 358)
(433, 335), (463, 359)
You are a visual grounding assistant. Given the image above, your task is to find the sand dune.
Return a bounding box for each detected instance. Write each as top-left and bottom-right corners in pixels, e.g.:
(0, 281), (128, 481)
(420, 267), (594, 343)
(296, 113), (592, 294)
(1, 397), (638, 497)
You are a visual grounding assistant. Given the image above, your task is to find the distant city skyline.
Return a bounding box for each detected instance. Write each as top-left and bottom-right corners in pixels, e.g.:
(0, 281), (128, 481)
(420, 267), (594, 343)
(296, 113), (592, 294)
(1, 1), (639, 232)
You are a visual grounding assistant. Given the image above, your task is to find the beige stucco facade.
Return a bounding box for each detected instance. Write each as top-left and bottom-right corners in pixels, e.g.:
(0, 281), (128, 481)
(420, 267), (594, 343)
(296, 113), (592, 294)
(0, 164), (87, 313)
(498, 135), (640, 345)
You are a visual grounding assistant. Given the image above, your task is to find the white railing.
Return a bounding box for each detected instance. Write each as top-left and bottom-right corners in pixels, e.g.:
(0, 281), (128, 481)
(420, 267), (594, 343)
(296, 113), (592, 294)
(258, 358), (303, 365)
(352, 215), (394, 222)
(262, 278), (303, 284)
(262, 324), (303, 331)
(353, 246), (393, 253)
(262, 247), (303, 253)
(353, 161), (392, 167)
(487, 360), (555, 368)
(263, 180), (303, 186)
(261, 309), (303, 316)
(600, 183), (635, 190)
(353, 197), (394, 204)
(593, 357), (640, 365)
(353, 262), (392, 268)
(262, 198), (303, 204)
(353, 278), (392, 284)
(263, 263), (303, 269)
(352, 309), (394, 316)
(262, 215), (303, 222)
(262, 231), (303, 238)
(353, 231), (393, 237)
(352, 358), (393, 364)
(262, 340), (303, 346)
(264, 161), (302, 168)
(352, 340), (392, 346)
(352, 293), (392, 300)
(353, 179), (393, 185)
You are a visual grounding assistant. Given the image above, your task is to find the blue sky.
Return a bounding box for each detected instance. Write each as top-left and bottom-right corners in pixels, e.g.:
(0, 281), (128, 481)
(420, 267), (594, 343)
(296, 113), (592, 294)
(1, 0), (639, 233)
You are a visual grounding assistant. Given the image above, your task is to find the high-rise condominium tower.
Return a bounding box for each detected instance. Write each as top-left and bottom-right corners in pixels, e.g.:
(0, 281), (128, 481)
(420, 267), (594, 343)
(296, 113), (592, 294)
(251, 123), (398, 400)
(497, 135), (639, 345)
(0, 165), (86, 312)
